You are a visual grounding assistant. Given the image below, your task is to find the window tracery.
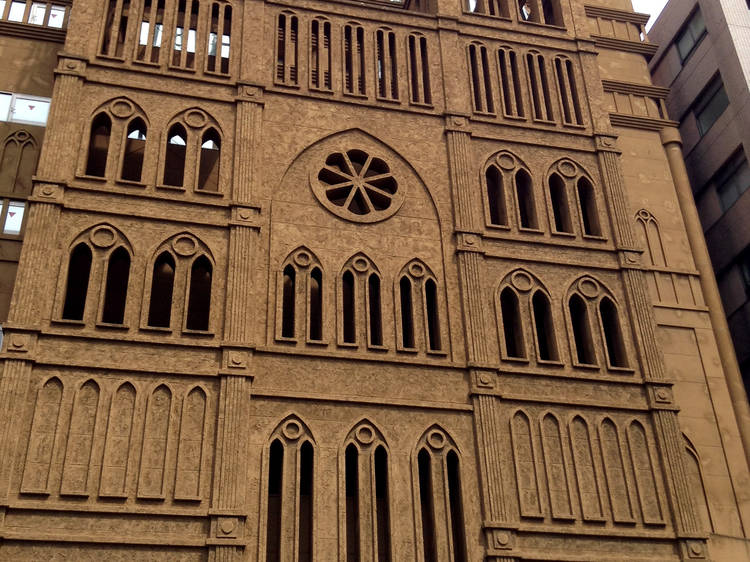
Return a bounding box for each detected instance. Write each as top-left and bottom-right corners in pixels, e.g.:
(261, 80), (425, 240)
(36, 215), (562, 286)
(277, 247), (325, 343)
(546, 159), (603, 238)
(396, 259), (443, 353)
(0, 130), (38, 194)
(338, 254), (383, 348)
(483, 151), (539, 231)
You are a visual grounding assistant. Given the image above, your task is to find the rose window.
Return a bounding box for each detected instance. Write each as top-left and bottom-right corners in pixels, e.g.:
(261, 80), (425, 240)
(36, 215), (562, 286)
(311, 149), (404, 223)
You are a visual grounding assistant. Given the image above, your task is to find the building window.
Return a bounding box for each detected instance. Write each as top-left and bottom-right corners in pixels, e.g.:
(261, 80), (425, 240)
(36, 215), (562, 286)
(716, 151), (750, 212)
(1, 1), (67, 28)
(468, 43), (494, 114)
(375, 28), (399, 101)
(62, 243), (93, 321)
(526, 51), (554, 122)
(310, 18), (332, 91)
(276, 12), (299, 86)
(277, 247), (325, 343)
(498, 47), (524, 119)
(408, 33), (431, 105)
(343, 24), (366, 96)
(0, 91), (51, 126)
(0, 199), (25, 235)
(694, 76), (729, 136)
(739, 247), (750, 298)
(675, 9), (706, 63)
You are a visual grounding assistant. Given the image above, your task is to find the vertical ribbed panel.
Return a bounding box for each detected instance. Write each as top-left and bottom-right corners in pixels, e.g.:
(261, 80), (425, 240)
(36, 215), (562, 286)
(224, 226), (255, 343)
(9, 202), (59, 325)
(37, 74), (81, 180)
(623, 269), (665, 381)
(233, 100), (263, 203)
(460, 252), (489, 364)
(216, 375), (247, 510)
(654, 410), (699, 534)
(477, 395), (506, 521)
(599, 150), (635, 248)
(0, 360), (31, 499)
(446, 130), (475, 231)
(212, 545), (240, 562)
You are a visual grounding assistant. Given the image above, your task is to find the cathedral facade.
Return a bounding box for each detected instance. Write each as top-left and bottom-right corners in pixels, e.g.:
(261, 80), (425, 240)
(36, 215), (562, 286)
(0, 0), (748, 560)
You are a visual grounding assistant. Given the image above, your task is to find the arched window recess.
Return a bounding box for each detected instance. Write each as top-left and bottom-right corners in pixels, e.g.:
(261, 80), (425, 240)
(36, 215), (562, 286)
(338, 253), (384, 349)
(277, 247), (325, 344)
(142, 233), (215, 334)
(546, 159), (604, 239)
(0, 130), (39, 194)
(161, 109), (224, 194)
(58, 224), (133, 327)
(483, 150), (538, 232)
(397, 259), (444, 354)
(566, 276), (630, 371)
(496, 269), (559, 364)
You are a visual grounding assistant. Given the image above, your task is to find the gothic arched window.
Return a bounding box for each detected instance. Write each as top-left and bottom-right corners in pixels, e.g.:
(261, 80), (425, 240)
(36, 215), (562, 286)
(277, 247), (325, 343)
(397, 259), (444, 353)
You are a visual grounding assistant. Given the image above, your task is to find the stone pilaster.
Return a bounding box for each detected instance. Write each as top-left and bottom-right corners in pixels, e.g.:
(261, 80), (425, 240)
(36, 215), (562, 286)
(595, 135), (707, 557)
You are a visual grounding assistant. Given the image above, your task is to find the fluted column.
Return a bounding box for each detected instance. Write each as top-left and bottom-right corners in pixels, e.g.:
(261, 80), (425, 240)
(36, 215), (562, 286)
(446, 116), (516, 561)
(596, 134), (708, 559)
(209, 85), (264, 561)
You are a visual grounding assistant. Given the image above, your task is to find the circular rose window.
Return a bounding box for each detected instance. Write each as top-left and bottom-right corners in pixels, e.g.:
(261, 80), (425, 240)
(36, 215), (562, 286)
(311, 149), (404, 223)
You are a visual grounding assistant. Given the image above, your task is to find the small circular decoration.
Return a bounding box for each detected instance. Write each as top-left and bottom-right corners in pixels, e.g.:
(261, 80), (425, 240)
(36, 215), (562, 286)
(557, 160), (577, 178)
(408, 262), (425, 278)
(352, 257), (370, 272)
(311, 149), (404, 223)
(16, 131), (28, 141)
(184, 109), (208, 129)
(656, 389), (669, 401)
(510, 271), (533, 292)
(427, 430), (445, 450)
(65, 61), (77, 70)
(479, 373), (492, 385)
(637, 210), (652, 221)
(110, 99), (134, 119)
(578, 277), (600, 299)
(356, 425), (375, 445)
(219, 518), (236, 535)
(90, 225), (117, 248)
(293, 250), (311, 268)
(495, 532), (510, 546)
(282, 420), (302, 440)
(10, 335), (25, 348)
(238, 209), (251, 220)
(496, 153), (516, 171)
(41, 185), (55, 196)
(172, 235), (197, 257)
(230, 353), (243, 366)
(689, 542), (702, 556)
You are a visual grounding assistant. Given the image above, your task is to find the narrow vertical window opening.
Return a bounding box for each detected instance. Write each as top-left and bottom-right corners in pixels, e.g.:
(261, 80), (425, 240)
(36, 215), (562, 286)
(86, 113), (111, 177)
(368, 274), (382, 346)
(266, 440), (284, 562)
(197, 128), (220, 191)
(282, 265), (295, 338)
(549, 173), (572, 233)
(570, 294), (595, 365)
(400, 276), (414, 348)
(62, 243), (92, 321)
(418, 449), (437, 562)
(186, 256), (212, 331)
(532, 291), (557, 361)
(577, 177), (601, 236)
(163, 123), (187, 187)
(600, 297), (627, 367)
(342, 270), (356, 343)
(101, 247), (130, 324)
(121, 118), (146, 182)
(500, 287), (525, 358)
(299, 442), (314, 562)
(447, 451), (467, 562)
(309, 267), (323, 341)
(486, 165), (507, 226)
(375, 446), (391, 562)
(515, 169), (538, 229)
(148, 252), (175, 328)
(345, 444), (360, 562)
(425, 279), (441, 351)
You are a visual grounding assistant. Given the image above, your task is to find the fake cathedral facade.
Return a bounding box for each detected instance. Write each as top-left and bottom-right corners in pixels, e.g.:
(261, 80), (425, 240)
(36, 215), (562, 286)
(0, 0), (748, 560)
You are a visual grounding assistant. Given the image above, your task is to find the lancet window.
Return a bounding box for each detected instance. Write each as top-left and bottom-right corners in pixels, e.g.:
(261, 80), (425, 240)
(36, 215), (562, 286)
(277, 247), (325, 343)
(276, 12), (299, 86)
(546, 159), (602, 238)
(408, 33), (431, 105)
(468, 42), (494, 114)
(526, 51), (554, 122)
(339, 254), (383, 348)
(498, 47), (524, 118)
(397, 259), (443, 353)
(310, 18), (332, 90)
(343, 23), (366, 96)
(483, 151), (539, 231)
(375, 28), (399, 101)
(0, 130), (38, 194)
(554, 56), (583, 126)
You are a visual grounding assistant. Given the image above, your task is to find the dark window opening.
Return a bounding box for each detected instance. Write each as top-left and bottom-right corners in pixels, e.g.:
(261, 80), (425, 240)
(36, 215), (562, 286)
(310, 20), (332, 90)
(121, 118), (146, 182)
(101, 0), (131, 57)
(447, 451), (467, 562)
(577, 177), (601, 236)
(197, 128), (220, 191)
(500, 287), (525, 358)
(172, 0), (198, 69)
(400, 276), (415, 348)
(266, 440), (284, 562)
(345, 444), (360, 562)
(101, 247), (130, 324)
(515, 169), (538, 229)
(570, 294), (595, 365)
(309, 267), (323, 341)
(86, 113), (111, 177)
(163, 123), (186, 187)
(276, 14), (298, 84)
(147, 252), (175, 328)
(498, 49), (523, 118)
(282, 265), (295, 338)
(486, 165), (507, 226)
(418, 449), (437, 562)
(368, 274), (382, 346)
(425, 279), (441, 351)
(541, 0), (562, 25)
(600, 297), (627, 367)
(375, 446), (391, 562)
(186, 256), (212, 331)
(342, 270), (356, 344)
(532, 291), (557, 361)
(299, 442), (314, 562)
(549, 173), (572, 233)
(62, 243), (92, 321)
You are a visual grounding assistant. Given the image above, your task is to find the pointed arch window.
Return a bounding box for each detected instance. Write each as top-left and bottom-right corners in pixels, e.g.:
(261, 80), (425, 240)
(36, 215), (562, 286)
(310, 18), (332, 90)
(496, 270), (558, 364)
(486, 164), (508, 226)
(483, 151), (537, 231)
(577, 177), (601, 236)
(342, 422), (391, 561)
(197, 128), (220, 191)
(0, 130), (38, 193)
(376, 28), (399, 101)
(468, 42), (494, 114)
(397, 260), (444, 353)
(277, 248), (325, 343)
(121, 118), (147, 182)
(635, 209), (666, 267)
(414, 427), (467, 562)
(276, 12), (299, 86)
(164, 123), (187, 187)
(101, 247), (131, 325)
(515, 168), (538, 229)
(186, 255), (212, 331)
(86, 113), (111, 177)
(546, 160), (603, 239)
(264, 416), (315, 562)
(62, 243), (93, 321)
(162, 111), (224, 193)
(548, 172), (572, 233)
(343, 24), (366, 96)
(554, 56), (582, 125)
(148, 252), (176, 328)
(338, 254), (383, 348)
(61, 380), (100, 495)
(567, 277), (630, 370)
(526, 52), (554, 122)
(21, 377), (63, 493)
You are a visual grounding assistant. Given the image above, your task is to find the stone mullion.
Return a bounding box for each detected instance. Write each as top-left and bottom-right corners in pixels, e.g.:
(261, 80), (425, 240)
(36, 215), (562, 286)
(0, 360), (32, 503)
(596, 140), (705, 554)
(233, 94), (264, 203)
(446, 126), (476, 232)
(223, 225), (257, 343)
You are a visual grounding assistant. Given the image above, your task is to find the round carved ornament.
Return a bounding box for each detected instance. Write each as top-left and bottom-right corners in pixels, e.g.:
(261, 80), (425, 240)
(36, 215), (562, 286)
(311, 149), (404, 223)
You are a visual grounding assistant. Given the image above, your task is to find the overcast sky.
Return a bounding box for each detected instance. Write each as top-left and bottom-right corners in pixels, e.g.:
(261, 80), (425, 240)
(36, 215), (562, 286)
(631, 0), (669, 30)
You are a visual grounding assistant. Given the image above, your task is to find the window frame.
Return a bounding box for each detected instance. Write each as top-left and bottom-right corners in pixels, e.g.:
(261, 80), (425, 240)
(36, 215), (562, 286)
(674, 8), (707, 64)
(693, 75), (729, 137)
(715, 150), (750, 213)
(0, 91), (51, 126)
